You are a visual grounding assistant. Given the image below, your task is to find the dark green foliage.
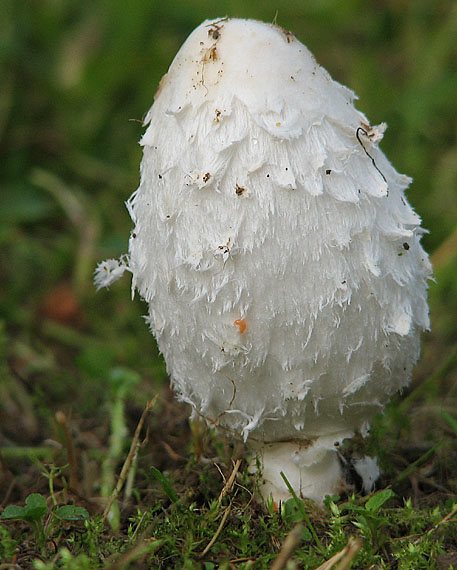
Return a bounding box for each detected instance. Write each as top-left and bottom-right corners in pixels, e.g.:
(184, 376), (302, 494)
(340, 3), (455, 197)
(2, 493), (48, 522)
(1, 493), (89, 555)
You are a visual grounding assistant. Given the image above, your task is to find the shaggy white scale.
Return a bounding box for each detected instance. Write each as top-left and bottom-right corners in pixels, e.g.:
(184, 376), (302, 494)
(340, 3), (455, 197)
(96, 18), (432, 504)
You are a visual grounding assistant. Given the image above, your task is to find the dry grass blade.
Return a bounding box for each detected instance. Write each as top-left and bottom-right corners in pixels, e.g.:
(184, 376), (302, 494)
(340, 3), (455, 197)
(269, 524), (303, 570)
(314, 537), (362, 570)
(102, 397), (157, 524)
(199, 458), (243, 558)
(218, 458), (242, 503)
(434, 503), (457, 528)
(413, 502), (457, 546)
(104, 536), (165, 570)
(199, 505), (231, 558)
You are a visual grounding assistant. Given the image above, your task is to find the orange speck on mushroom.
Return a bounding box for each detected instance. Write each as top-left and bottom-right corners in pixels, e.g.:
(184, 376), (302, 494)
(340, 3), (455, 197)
(234, 318), (247, 334)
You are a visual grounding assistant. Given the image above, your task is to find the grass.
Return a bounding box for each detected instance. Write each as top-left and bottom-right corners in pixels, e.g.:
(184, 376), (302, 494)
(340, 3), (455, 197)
(1, 0), (457, 568)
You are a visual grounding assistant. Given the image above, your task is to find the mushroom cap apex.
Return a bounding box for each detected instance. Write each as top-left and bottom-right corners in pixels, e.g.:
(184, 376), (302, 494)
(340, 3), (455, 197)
(146, 17), (361, 138)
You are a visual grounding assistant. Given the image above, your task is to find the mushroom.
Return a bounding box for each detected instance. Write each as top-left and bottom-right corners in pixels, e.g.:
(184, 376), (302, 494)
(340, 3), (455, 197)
(95, 18), (432, 504)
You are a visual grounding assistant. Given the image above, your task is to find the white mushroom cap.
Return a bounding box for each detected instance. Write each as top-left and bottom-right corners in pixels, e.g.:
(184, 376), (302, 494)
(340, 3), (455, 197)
(97, 18), (432, 502)
(142, 18), (361, 142)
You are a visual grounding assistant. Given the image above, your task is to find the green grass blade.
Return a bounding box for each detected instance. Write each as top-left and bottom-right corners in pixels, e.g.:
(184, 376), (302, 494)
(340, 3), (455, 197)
(280, 471), (324, 553)
(150, 466), (179, 503)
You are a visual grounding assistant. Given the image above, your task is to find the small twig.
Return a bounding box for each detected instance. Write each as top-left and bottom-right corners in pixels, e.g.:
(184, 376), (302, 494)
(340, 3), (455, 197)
(128, 510), (148, 544)
(199, 505), (231, 557)
(124, 428), (150, 506)
(55, 411), (79, 494)
(218, 459), (242, 503)
(214, 462), (226, 484)
(356, 127), (387, 184)
(214, 374), (238, 424)
(161, 440), (186, 462)
(314, 537), (362, 570)
(102, 397), (157, 524)
(333, 537), (363, 570)
(413, 502), (457, 545)
(270, 524), (303, 570)
(123, 443), (139, 507)
(103, 537), (165, 570)
(433, 502), (457, 528)
(199, 459), (242, 558)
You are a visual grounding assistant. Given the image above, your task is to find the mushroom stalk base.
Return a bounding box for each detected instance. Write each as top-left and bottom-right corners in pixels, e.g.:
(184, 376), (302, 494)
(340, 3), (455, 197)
(249, 440), (344, 505)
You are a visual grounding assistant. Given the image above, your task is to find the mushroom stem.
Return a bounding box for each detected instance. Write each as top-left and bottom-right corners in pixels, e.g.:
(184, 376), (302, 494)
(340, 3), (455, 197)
(249, 439), (344, 504)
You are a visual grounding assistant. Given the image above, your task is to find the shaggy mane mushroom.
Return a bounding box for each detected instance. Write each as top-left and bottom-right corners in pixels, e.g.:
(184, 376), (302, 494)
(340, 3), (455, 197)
(95, 18), (431, 504)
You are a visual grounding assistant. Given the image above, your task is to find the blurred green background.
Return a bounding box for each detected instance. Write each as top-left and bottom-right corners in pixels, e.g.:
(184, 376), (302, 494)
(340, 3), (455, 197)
(1, 0), (456, 442)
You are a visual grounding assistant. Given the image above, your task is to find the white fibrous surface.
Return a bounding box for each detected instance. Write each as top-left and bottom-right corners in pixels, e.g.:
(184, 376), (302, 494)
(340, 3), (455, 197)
(352, 456), (381, 495)
(99, 18), (432, 501)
